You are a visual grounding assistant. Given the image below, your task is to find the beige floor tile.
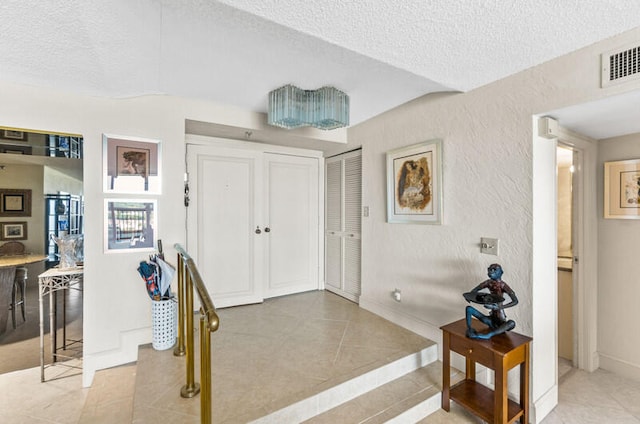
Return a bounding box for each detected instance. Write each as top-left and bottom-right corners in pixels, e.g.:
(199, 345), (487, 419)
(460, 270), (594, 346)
(2, 291), (640, 423)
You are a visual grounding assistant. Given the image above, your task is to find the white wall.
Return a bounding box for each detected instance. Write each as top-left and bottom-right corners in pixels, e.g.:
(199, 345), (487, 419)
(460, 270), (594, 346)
(346, 27), (640, 423)
(597, 132), (640, 380)
(0, 83), (295, 386)
(43, 166), (83, 195)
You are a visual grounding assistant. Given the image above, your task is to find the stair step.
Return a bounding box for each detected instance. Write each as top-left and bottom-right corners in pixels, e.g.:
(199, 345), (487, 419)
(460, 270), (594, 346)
(78, 362), (137, 423)
(250, 344), (440, 423)
(301, 360), (460, 424)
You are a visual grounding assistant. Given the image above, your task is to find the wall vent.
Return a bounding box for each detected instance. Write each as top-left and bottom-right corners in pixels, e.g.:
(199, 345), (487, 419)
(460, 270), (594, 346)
(601, 44), (640, 87)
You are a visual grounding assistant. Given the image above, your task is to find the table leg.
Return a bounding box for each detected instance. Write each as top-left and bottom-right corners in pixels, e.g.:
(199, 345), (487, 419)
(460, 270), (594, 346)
(521, 344), (530, 423)
(494, 355), (507, 424)
(466, 357), (476, 380)
(62, 287), (67, 350)
(442, 331), (451, 411)
(39, 279), (45, 382)
(50, 288), (56, 363)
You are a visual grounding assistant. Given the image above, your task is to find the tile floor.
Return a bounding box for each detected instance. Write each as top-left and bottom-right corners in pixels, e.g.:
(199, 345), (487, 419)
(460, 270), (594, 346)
(1, 290), (640, 423)
(132, 291), (435, 423)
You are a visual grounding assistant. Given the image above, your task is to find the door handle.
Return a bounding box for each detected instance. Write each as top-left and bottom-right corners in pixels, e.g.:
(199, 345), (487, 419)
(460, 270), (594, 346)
(264, 227), (270, 233)
(255, 226), (261, 234)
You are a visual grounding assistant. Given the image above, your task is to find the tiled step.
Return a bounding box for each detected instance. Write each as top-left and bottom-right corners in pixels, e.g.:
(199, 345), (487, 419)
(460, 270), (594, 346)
(301, 360), (461, 424)
(130, 292), (444, 423)
(251, 343), (440, 423)
(78, 362), (137, 423)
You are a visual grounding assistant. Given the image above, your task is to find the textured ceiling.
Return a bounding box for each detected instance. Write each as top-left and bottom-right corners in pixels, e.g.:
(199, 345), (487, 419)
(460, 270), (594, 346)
(1, 0), (640, 129)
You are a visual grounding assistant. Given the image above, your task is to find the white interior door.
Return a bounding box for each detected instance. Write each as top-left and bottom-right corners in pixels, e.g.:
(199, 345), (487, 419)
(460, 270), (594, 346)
(325, 150), (362, 302)
(264, 153), (319, 298)
(186, 144), (263, 308)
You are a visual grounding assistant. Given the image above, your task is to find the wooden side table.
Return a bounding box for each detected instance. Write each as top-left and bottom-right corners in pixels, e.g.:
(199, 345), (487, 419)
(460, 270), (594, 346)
(441, 318), (532, 424)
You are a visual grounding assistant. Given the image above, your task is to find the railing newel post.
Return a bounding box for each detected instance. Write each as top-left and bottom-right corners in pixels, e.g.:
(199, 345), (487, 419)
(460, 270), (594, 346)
(200, 311), (212, 424)
(173, 254), (186, 357)
(173, 244), (218, 422)
(180, 269), (200, 398)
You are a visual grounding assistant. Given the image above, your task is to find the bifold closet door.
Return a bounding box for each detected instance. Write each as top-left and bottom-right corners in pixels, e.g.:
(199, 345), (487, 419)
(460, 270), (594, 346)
(325, 150), (361, 302)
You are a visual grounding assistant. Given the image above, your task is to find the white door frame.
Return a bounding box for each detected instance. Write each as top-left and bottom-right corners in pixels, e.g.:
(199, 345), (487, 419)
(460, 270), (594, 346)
(539, 117), (598, 372)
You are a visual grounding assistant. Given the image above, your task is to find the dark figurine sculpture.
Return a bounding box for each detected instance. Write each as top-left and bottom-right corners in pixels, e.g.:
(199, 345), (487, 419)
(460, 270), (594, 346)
(463, 263), (518, 340)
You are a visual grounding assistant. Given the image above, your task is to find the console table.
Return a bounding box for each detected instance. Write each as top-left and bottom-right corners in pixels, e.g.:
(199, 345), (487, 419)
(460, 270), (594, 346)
(38, 266), (83, 382)
(441, 318), (532, 424)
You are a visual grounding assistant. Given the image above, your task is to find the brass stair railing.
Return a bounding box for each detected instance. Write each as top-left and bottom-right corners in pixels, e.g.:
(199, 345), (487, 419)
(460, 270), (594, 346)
(173, 244), (220, 424)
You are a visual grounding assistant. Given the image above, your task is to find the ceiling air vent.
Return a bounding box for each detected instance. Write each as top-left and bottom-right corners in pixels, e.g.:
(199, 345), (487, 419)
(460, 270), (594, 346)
(601, 44), (640, 88)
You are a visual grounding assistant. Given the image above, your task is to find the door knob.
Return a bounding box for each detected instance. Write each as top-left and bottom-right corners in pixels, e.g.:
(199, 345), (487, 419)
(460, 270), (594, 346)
(255, 226), (261, 234)
(264, 227), (270, 233)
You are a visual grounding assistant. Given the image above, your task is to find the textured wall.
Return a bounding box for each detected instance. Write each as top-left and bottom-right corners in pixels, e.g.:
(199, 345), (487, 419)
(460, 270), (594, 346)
(597, 132), (640, 380)
(346, 27), (640, 421)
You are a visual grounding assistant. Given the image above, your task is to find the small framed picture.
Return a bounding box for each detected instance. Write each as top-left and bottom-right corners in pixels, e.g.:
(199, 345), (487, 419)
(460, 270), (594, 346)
(2, 130), (25, 141)
(0, 221), (27, 240)
(105, 199), (157, 252)
(103, 134), (161, 194)
(386, 139), (443, 224)
(604, 158), (640, 219)
(0, 189), (32, 217)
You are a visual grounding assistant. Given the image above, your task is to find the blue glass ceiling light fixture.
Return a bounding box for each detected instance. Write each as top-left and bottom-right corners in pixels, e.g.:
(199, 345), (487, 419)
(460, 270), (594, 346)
(268, 85), (349, 130)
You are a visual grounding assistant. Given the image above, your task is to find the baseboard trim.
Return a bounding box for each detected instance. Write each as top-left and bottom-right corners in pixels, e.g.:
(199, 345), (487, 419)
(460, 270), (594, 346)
(533, 383), (558, 424)
(599, 353), (640, 381)
(83, 326), (150, 387)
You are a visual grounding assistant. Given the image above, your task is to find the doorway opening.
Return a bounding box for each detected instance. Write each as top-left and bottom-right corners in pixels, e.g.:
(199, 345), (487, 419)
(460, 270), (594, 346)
(556, 145), (575, 379)
(0, 127), (84, 375)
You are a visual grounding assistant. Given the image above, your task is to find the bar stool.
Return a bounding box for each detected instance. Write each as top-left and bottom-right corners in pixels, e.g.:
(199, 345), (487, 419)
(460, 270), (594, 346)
(10, 267), (27, 328)
(0, 241), (28, 328)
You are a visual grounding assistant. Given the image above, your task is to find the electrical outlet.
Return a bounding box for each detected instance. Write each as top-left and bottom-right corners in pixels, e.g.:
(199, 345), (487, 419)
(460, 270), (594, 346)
(392, 288), (402, 302)
(363, 206), (369, 217)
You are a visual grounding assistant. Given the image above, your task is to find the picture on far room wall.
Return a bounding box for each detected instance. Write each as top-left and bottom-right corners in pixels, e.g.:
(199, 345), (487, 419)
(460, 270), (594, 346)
(386, 139), (442, 224)
(103, 134), (161, 194)
(2, 129), (25, 141)
(0, 188), (32, 217)
(604, 158), (640, 219)
(0, 221), (27, 240)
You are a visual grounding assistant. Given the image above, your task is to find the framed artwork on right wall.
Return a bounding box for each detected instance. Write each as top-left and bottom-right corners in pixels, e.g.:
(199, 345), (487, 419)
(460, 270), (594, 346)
(604, 158), (640, 219)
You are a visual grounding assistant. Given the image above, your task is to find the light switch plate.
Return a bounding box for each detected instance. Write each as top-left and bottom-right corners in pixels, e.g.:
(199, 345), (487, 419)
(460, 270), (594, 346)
(480, 237), (499, 255)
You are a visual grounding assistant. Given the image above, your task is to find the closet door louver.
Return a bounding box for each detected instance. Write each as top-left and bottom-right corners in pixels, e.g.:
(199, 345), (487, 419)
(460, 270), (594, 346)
(325, 160), (343, 291)
(325, 150), (361, 301)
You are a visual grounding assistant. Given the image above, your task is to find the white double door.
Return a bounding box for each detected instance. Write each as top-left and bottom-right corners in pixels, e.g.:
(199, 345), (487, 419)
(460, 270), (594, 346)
(186, 143), (320, 308)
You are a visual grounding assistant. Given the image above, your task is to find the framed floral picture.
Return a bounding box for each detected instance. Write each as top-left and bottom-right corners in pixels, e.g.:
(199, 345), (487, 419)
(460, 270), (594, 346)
(386, 139), (442, 224)
(604, 158), (640, 219)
